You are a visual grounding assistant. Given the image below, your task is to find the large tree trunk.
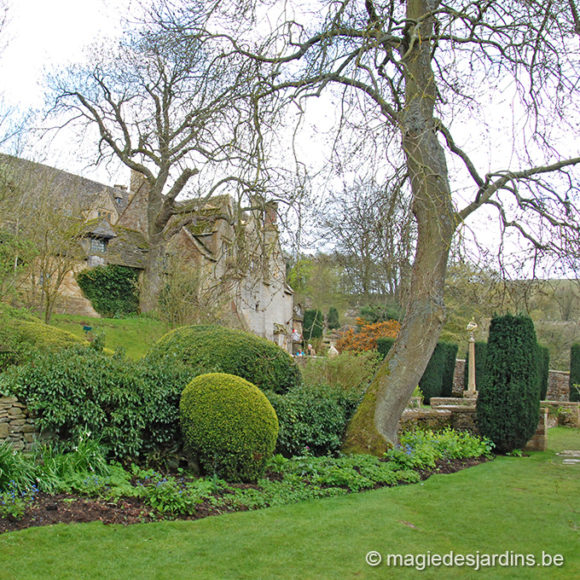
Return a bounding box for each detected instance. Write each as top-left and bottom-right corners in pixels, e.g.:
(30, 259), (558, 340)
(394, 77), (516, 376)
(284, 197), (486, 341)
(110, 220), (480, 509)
(139, 236), (166, 313)
(343, 0), (456, 453)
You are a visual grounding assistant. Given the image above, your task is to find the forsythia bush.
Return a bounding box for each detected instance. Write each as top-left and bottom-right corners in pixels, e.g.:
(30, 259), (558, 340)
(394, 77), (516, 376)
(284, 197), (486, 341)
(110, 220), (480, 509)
(336, 319), (400, 353)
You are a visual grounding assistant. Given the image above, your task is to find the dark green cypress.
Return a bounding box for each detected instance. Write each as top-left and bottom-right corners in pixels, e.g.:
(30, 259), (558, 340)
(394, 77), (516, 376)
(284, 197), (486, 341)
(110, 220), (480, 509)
(536, 345), (550, 401)
(327, 307), (340, 330)
(440, 342), (459, 397)
(418, 343), (447, 404)
(476, 314), (540, 453)
(303, 309), (324, 340)
(570, 343), (580, 402)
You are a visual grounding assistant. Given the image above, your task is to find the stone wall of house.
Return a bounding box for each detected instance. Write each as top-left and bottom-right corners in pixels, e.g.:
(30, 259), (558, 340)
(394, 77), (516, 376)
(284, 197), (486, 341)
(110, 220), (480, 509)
(0, 397), (38, 452)
(452, 359), (571, 401)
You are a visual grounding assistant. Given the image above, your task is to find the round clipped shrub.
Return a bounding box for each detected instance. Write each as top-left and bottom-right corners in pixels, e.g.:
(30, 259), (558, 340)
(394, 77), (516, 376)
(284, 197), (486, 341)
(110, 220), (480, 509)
(476, 314), (540, 454)
(145, 325), (301, 394)
(180, 373), (279, 482)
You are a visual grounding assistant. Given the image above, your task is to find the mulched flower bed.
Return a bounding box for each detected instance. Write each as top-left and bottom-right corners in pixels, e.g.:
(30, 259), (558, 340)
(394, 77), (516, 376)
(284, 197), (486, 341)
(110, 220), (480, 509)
(0, 457), (487, 535)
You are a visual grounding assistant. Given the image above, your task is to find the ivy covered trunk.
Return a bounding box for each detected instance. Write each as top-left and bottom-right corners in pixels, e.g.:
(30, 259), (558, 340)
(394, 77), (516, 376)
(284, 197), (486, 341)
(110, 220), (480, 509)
(343, 0), (456, 453)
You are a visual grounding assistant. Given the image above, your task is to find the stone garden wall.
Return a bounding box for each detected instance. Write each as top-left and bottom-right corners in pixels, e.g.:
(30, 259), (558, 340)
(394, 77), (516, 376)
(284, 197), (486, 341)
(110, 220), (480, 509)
(453, 359), (571, 401)
(0, 396), (39, 452)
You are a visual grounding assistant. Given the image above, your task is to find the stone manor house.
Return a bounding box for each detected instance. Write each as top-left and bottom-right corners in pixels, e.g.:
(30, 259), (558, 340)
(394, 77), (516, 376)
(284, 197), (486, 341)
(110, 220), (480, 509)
(0, 154), (296, 351)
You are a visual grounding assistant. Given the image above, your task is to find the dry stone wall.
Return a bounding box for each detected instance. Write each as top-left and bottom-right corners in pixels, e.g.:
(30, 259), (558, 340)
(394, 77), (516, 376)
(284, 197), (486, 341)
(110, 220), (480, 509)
(0, 396), (38, 452)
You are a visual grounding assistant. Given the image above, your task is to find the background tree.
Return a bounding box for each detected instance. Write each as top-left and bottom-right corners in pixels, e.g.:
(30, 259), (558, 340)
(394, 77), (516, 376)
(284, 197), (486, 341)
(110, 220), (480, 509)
(323, 178), (414, 306)
(49, 8), (274, 312)
(209, 0), (580, 450)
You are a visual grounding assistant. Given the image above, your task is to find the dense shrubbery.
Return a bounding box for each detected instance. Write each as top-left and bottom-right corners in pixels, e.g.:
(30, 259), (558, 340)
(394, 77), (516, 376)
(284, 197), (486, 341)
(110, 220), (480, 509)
(266, 384), (361, 457)
(418, 343), (448, 404)
(180, 373), (279, 482)
(477, 314), (540, 453)
(301, 350), (381, 394)
(0, 347), (195, 459)
(76, 265), (140, 317)
(145, 325), (301, 394)
(570, 343), (580, 402)
(0, 303), (86, 371)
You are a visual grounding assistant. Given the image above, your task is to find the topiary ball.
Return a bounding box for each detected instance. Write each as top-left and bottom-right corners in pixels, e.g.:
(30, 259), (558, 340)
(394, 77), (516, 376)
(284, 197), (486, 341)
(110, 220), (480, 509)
(146, 325), (301, 394)
(180, 373), (279, 482)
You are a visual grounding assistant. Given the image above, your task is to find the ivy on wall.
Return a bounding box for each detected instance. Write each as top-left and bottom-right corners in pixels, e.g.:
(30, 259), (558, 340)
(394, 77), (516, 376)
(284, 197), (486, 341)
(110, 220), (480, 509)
(77, 265), (140, 317)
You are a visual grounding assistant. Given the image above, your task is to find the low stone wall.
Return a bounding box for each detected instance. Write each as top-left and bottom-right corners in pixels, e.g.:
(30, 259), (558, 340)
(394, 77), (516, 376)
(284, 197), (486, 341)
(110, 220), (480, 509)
(0, 396), (38, 452)
(541, 401), (580, 428)
(401, 397), (552, 451)
(452, 360), (571, 401)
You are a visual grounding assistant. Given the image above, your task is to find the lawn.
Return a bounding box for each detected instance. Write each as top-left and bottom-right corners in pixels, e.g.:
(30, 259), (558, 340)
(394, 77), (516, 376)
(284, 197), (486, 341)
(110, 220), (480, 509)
(0, 428), (577, 579)
(51, 314), (167, 359)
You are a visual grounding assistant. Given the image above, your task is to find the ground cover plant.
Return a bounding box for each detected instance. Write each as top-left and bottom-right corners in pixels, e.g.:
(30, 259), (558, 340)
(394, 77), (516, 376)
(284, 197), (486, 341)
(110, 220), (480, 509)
(0, 428), (494, 535)
(0, 428), (577, 579)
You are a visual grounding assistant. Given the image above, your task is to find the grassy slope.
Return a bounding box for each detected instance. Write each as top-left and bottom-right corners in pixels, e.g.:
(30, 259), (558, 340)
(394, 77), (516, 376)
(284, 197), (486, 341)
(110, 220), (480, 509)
(0, 428), (578, 579)
(51, 314), (167, 360)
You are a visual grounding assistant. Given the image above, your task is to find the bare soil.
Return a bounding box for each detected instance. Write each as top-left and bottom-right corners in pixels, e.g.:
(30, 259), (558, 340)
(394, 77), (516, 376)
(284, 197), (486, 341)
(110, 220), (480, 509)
(0, 457), (487, 535)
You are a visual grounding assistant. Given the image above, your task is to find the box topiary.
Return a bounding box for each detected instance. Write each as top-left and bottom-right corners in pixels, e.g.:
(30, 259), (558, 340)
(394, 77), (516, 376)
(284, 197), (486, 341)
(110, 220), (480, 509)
(537, 344), (550, 400)
(145, 325), (301, 394)
(476, 314), (540, 453)
(180, 373), (279, 482)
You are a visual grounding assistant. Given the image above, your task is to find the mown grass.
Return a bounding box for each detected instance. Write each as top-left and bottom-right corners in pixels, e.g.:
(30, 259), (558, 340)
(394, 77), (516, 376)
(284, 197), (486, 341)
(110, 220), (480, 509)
(0, 428), (578, 579)
(51, 314), (167, 359)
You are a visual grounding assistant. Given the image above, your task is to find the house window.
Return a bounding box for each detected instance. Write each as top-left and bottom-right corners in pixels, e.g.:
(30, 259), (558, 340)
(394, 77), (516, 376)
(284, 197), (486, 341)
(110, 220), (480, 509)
(90, 238), (107, 254)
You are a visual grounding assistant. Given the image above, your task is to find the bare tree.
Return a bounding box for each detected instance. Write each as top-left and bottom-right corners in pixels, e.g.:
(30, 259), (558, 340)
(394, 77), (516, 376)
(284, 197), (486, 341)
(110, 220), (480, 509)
(323, 176), (414, 305)
(48, 7), (275, 312)
(204, 0), (580, 450)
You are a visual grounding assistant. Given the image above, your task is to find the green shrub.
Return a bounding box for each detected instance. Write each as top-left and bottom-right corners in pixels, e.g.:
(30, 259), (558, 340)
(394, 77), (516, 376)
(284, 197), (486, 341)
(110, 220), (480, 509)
(145, 325), (301, 394)
(476, 314), (540, 454)
(418, 343), (447, 404)
(570, 343), (580, 402)
(327, 307), (340, 330)
(0, 441), (37, 493)
(303, 309), (324, 340)
(76, 264), (140, 317)
(537, 345), (550, 400)
(0, 304), (86, 372)
(0, 347), (195, 460)
(266, 384), (361, 457)
(463, 341), (487, 392)
(440, 342), (459, 397)
(376, 337), (395, 359)
(180, 373), (279, 482)
(301, 350), (381, 393)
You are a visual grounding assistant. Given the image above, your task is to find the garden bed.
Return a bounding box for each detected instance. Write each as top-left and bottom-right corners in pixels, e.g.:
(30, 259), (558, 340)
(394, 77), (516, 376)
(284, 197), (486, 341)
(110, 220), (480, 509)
(0, 456), (488, 535)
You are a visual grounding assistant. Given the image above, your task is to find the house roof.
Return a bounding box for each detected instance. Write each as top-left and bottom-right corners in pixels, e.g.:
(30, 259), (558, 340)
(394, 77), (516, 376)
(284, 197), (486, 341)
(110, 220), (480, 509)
(106, 226), (149, 269)
(0, 153), (127, 214)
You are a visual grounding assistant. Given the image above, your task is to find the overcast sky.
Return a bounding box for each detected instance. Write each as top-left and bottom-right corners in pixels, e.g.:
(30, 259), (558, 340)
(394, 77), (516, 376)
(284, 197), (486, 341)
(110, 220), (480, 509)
(0, 0), (140, 109)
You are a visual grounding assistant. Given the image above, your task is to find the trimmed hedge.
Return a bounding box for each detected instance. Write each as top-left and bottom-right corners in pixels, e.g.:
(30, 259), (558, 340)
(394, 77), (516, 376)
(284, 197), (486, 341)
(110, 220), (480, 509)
(440, 342), (459, 397)
(76, 264), (140, 317)
(571, 343), (580, 402)
(418, 343), (448, 404)
(180, 373), (279, 482)
(537, 345), (550, 401)
(0, 347), (195, 459)
(266, 384), (361, 457)
(145, 325), (301, 394)
(476, 314), (540, 454)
